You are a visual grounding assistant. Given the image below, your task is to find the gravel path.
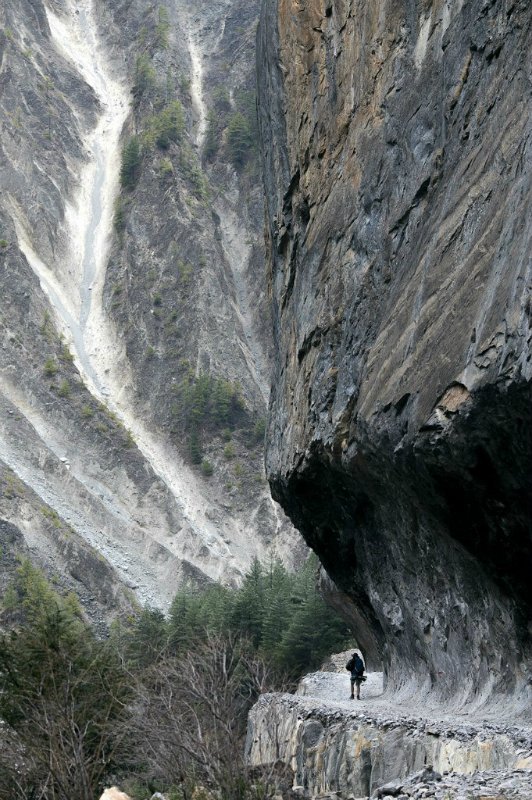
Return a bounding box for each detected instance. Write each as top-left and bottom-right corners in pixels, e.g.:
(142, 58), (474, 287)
(290, 664), (532, 798)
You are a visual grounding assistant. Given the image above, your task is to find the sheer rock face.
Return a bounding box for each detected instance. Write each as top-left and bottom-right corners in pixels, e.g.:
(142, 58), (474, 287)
(258, 0), (532, 712)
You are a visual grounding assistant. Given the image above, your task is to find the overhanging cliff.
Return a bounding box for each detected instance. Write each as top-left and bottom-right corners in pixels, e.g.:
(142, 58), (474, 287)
(257, 0), (531, 712)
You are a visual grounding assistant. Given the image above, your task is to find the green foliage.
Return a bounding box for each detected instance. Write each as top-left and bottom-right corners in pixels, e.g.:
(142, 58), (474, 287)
(155, 6), (170, 50)
(144, 100), (184, 150)
(253, 417), (266, 443)
(227, 112), (254, 167)
(200, 458), (213, 477)
(0, 558), (351, 796)
(120, 135), (142, 189)
(189, 428), (202, 464)
(129, 555), (352, 677)
(134, 53), (156, 97)
(127, 606), (168, 668)
(57, 379), (70, 398)
(212, 86), (231, 112)
(0, 239), (8, 248)
(2, 559), (60, 621)
(43, 356), (58, 377)
(203, 86), (233, 161)
(223, 442), (235, 460)
(60, 344), (74, 363)
(171, 371), (246, 464)
(41, 506), (62, 529)
(114, 196), (127, 233)
(0, 470), (25, 500)
(0, 608), (129, 797)
(176, 259), (192, 285)
(203, 110), (222, 161)
(159, 156), (174, 176)
(179, 144), (209, 199)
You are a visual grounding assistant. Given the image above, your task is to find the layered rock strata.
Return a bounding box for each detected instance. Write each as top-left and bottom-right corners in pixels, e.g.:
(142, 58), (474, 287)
(258, 0), (532, 711)
(246, 673), (532, 798)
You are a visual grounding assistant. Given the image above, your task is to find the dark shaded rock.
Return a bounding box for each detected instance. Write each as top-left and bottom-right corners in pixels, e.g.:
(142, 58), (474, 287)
(257, 0), (532, 710)
(376, 782), (403, 798)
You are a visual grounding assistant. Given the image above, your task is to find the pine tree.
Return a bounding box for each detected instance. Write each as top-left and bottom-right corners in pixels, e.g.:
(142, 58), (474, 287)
(230, 558), (265, 648)
(120, 135), (142, 189)
(128, 606), (168, 667)
(227, 112), (253, 167)
(0, 604), (130, 798)
(261, 560), (291, 657)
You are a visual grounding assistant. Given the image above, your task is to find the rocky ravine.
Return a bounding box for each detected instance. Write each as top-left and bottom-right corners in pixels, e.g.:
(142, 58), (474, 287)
(0, 0), (302, 618)
(257, 0), (531, 715)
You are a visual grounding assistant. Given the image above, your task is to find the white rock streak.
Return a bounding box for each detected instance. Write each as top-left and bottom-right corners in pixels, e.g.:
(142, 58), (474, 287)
(187, 28), (208, 148)
(15, 0), (233, 572)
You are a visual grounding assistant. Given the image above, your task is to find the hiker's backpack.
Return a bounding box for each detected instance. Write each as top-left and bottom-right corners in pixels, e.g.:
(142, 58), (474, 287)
(345, 655), (355, 672)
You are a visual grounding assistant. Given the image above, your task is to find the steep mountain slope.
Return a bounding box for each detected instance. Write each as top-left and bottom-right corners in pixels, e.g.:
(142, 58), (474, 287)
(0, 0), (302, 617)
(258, 0), (531, 716)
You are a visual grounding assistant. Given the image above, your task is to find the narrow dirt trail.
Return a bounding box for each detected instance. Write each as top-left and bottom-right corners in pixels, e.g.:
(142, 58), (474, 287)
(297, 670), (532, 731)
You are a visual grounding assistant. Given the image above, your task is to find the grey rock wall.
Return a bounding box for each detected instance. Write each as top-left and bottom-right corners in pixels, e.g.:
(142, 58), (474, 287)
(257, 0), (532, 710)
(247, 691), (532, 798)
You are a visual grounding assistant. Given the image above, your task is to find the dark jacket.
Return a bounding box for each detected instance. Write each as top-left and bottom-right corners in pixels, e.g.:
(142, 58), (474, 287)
(351, 655), (365, 678)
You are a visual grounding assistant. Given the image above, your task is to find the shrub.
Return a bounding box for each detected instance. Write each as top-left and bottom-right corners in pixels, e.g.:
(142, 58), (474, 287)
(177, 259), (192, 285)
(114, 196), (127, 233)
(189, 429), (202, 464)
(253, 417), (266, 443)
(134, 53), (156, 97)
(223, 442), (235, 460)
(203, 110), (221, 161)
(57, 379), (70, 398)
(201, 459), (213, 477)
(120, 136), (142, 189)
(227, 112), (253, 167)
(159, 156), (173, 176)
(145, 101), (185, 150)
(43, 357), (58, 377)
(179, 145), (208, 199)
(155, 6), (170, 50)
(60, 345), (74, 363)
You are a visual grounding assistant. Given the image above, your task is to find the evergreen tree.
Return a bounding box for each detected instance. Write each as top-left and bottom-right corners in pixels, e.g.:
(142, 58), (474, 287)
(226, 112), (253, 167)
(120, 135), (142, 189)
(261, 560), (291, 658)
(168, 588), (203, 652)
(127, 606), (168, 667)
(0, 603), (130, 798)
(230, 558), (265, 648)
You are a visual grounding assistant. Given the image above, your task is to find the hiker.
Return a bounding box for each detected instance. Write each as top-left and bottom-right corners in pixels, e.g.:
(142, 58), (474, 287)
(346, 651), (365, 700)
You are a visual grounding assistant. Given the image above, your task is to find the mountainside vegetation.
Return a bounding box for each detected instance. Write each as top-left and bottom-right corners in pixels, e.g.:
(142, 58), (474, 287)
(0, 555), (352, 799)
